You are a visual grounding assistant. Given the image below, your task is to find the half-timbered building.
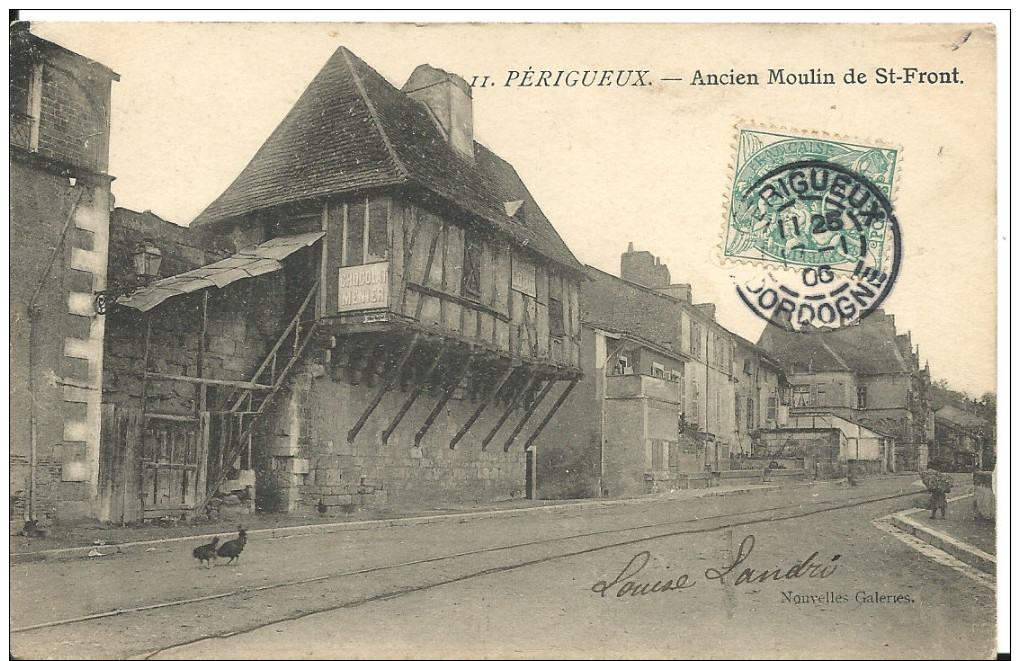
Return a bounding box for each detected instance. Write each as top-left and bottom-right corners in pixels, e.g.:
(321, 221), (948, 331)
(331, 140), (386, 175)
(101, 47), (584, 519)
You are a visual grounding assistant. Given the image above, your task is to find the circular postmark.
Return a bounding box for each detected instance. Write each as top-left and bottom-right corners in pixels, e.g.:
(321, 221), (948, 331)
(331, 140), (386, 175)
(726, 143), (900, 331)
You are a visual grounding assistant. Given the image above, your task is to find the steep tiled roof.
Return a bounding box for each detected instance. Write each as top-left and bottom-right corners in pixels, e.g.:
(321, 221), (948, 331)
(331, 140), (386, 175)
(757, 309), (910, 375)
(192, 47), (582, 273)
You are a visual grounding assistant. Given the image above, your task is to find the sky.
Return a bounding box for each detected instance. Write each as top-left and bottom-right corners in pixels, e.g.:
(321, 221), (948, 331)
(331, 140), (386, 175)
(23, 15), (1003, 398)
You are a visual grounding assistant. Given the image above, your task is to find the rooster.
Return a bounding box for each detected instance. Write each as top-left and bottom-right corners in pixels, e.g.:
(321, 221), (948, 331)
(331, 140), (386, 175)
(192, 536), (219, 569)
(216, 527), (247, 565)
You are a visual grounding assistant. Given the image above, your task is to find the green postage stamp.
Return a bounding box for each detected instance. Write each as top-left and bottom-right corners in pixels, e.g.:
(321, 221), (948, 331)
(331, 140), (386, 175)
(725, 128), (901, 330)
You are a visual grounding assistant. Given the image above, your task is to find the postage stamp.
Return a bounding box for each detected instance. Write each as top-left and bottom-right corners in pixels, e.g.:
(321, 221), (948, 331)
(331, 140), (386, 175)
(724, 128), (901, 331)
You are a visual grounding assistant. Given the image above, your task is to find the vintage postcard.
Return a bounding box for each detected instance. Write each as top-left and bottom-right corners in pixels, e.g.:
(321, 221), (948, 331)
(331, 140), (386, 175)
(9, 16), (1004, 660)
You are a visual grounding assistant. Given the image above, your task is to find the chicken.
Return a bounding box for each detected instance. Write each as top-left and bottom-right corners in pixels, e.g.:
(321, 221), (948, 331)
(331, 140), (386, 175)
(192, 536), (219, 568)
(317, 499), (328, 516)
(216, 527), (247, 565)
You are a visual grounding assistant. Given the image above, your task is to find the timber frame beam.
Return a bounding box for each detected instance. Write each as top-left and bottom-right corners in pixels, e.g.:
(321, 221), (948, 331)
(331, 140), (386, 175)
(381, 340), (450, 444)
(347, 333), (421, 443)
(524, 378), (580, 451)
(481, 369), (539, 451)
(449, 360), (517, 450)
(416, 352), (476, 447)
(503, 377), (558, 452)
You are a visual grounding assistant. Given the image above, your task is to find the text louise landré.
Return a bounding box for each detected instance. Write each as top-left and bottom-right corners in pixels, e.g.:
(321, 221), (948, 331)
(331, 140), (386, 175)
(591, 534), (842, 599)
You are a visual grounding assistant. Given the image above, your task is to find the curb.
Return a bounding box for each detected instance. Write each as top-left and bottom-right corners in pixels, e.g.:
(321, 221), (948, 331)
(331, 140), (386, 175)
(10, 481), (818, 565)
(887, 496), (995, 576)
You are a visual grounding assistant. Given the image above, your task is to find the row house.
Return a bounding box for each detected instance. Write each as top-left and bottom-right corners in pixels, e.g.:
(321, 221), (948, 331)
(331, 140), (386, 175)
(10, 24), (118, 525)
(538, 246), (789, 498)
(757, 308), (932, 472)
(96, 47), (585, 521)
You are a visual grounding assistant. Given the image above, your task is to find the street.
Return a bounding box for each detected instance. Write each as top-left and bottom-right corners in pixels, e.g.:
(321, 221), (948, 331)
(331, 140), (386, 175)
(11, 476), (995, 660)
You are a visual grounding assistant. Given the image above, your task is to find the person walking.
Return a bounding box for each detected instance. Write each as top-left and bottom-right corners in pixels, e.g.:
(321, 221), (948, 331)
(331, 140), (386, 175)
(921, 466), (952, 519)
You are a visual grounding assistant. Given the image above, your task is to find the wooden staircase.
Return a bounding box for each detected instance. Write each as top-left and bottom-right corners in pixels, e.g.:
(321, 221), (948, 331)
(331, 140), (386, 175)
(193, 280), (320, 518)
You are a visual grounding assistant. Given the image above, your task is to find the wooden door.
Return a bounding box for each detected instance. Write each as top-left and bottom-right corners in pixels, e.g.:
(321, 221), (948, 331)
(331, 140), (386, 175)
(140, 415), (208, 519)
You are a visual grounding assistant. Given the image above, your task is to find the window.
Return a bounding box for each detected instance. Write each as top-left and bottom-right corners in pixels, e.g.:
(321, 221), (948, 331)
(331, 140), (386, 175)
(735, 394), (742, 430)
(747, 396), (755, 431)
(344, 202), (365, 266)
(651, 362), (666, 379)
(613, 354), (631, 375)
(689, 379), (700, 425)
(343, 199), (389, 267)
(548, 295), (564, 337)
(793, 385), (810, 408)
(814, 388), (828, 407)
(367, 201), (389, 263)
(670, 369), (683, 383)
(463, 234), (482, 297)
(743, 358), (753, 375)
(767, 395), (778, 420)
(857, 386), (868, 409)
(690, 321), (702, 359)
(9, 59), (38, 151)
(10, 62), (31, 115)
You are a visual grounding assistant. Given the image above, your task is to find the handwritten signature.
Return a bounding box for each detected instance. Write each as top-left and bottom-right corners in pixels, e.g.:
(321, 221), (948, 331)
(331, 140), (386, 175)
(592, 534), (841, 599)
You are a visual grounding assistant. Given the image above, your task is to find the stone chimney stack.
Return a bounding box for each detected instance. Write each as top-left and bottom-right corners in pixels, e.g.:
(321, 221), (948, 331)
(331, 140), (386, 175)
(621, 244), (671, 289)
(402, 64), (474, 162)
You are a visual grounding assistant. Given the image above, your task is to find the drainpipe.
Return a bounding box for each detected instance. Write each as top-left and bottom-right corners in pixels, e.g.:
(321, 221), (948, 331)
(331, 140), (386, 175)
(25, 181), (83, 523)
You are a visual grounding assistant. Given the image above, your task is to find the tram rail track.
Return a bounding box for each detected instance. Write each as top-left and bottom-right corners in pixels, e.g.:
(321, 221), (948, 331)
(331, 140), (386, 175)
(12, 485), (923, 643)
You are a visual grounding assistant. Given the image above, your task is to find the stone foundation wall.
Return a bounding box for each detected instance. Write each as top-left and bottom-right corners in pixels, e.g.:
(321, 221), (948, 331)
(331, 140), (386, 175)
(259, 360), (530, 515)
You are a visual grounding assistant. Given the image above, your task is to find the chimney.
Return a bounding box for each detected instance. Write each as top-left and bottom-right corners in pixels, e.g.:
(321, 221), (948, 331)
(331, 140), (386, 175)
(402, 64), (474, 162)
(621, 244), (670, 288)
(658, 283), (692, 303)
(695, 303), (716, 321)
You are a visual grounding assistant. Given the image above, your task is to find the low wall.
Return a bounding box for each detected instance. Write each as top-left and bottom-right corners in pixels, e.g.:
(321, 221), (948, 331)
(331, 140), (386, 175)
(973, 471), (995, 520)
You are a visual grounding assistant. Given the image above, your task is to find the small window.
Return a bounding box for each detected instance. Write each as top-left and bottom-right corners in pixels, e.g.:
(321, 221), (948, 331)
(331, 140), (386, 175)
(367, 201), (389, 264)
(344, 198), (389, 266)
(793, 385), (810, 408)
(690, 321), (702, 359)
(670, 369), (682, 383)
(746, 396), (754, 431)
(651, 362), (666, 379)
(857, 386), (868, 409)
(613, 354), (631, 375)
(548, 295), (565, 337)
(743, 358), (753, 375)
(767, 396), (778, 420)
(463, 235), (482, 297)
(344, 201), (365, 267)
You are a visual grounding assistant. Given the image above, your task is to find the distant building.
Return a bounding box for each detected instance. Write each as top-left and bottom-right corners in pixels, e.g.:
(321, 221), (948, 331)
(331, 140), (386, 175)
(932, 404), (993, 472)
(538, 246), (789, 498)
(757, 308), (932, 471)
(10, 24), (119, 524)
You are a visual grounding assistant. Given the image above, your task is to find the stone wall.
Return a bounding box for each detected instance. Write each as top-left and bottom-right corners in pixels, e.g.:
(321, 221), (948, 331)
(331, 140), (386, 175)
(260, 357), (531, 515)
(10, 164), (111, 524)
(103, 276), (287, 414)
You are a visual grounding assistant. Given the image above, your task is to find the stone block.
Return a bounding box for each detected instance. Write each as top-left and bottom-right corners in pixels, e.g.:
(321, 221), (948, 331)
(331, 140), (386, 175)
(208, 336), (235, 356)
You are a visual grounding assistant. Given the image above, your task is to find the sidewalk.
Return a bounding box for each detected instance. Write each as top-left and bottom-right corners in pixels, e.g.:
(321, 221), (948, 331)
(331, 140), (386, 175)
(10, 477), (885, 565)
(887, 493), (995, 576)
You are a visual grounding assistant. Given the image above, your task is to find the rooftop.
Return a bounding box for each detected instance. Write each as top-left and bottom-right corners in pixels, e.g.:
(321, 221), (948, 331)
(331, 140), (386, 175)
(191, 46), (582, 274)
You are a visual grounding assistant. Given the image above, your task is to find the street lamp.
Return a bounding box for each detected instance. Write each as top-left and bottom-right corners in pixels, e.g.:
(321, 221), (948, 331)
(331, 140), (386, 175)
(94, 240), (162, 314)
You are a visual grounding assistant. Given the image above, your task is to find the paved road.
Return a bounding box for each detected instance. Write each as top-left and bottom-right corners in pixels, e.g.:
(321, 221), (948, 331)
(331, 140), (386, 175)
(10, 476), (995, 659)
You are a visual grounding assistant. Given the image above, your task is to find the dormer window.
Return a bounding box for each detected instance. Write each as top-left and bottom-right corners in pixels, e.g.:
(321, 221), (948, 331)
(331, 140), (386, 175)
(504, 200), (525, 223)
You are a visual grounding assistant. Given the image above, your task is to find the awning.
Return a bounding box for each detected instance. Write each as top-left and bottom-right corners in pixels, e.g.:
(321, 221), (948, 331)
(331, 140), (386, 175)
(117, 231), (324, 312)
